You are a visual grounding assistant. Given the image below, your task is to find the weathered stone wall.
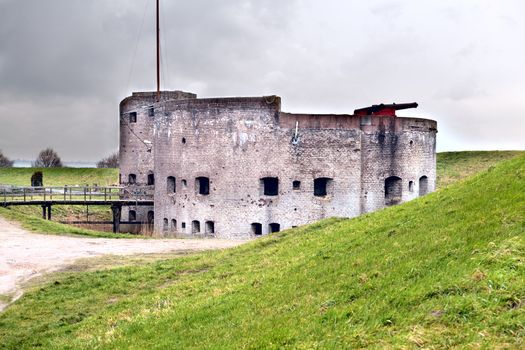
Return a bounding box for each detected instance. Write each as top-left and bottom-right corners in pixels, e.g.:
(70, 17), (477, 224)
(119, 91), (196, 227)
(146, 95), (437, 239)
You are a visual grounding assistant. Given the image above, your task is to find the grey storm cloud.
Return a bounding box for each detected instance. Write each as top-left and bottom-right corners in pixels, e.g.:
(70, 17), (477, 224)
(0, 0), (523, 162)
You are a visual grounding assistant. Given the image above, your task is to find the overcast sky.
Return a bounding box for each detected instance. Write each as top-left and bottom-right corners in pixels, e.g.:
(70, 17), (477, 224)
(0, 0), (523, 162)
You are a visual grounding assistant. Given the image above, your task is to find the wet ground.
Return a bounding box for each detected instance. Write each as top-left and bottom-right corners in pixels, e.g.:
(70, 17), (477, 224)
(0, 216), (244, 311)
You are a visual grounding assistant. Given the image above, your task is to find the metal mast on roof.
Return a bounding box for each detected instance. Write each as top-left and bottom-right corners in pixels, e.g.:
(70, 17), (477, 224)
(156, 0), (160, 102)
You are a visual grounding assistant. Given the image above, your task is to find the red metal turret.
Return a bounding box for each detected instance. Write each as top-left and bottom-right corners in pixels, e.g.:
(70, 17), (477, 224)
(354, 102), (418, 116)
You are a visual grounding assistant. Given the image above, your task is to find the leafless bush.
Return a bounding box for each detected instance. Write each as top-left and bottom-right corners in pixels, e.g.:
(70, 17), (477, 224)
(97, 152), (119, 168)
(33, 148), (63, 168)
(0, 150), (14, 167)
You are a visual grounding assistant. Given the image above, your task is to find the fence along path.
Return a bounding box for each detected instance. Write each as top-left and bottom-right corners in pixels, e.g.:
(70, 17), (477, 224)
(0, 185), (154, 233)
(1, 185), (152, 205)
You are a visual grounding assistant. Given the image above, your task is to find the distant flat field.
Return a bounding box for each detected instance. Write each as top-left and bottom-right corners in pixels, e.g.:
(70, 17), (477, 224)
(0, 168), (118, 187)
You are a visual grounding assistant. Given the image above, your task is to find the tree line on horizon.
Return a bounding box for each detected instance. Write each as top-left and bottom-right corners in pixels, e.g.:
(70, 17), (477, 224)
(0, 149), (118, 168)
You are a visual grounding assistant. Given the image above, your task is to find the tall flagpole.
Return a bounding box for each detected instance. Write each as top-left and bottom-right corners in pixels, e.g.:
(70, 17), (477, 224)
(156, 0), (160, 102)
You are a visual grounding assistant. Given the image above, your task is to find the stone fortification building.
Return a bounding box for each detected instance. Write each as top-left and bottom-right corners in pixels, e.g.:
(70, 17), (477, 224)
(119, 91), (437, 239)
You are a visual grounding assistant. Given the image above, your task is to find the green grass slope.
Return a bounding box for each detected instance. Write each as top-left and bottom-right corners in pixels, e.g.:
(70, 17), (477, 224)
(437, 150), (523, 188)
(0, 207), (141, 239)
(1, 155), (524, 349)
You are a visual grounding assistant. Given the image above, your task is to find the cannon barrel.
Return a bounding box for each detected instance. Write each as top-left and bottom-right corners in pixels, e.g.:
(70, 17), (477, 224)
(354, 102), (418, 116)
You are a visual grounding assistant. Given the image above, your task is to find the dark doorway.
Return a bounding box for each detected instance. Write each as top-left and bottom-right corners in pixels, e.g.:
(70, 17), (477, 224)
(147, 173), (155, 185)
(167, 176), (176, 193)
(269, 223), (280, 233)
(147, 210), (154, 228)
(385, 176), (402, 206)
(419, 176), (429, 196)
(251, 223), (262, 236)
(205, 221), (215, 235)
(192, 220), (201, 234)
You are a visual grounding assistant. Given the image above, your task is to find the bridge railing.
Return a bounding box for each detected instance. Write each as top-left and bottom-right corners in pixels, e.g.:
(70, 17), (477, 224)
(0, 185), (154, 204)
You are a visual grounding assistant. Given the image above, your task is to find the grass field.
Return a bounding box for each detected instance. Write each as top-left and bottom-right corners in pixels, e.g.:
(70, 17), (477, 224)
(0, 207), (141, 239)
(0, 153), (523, 348)
(0, 167), (118, 187)
(0, 167), (121, 236)
(436, 150), (523, 188)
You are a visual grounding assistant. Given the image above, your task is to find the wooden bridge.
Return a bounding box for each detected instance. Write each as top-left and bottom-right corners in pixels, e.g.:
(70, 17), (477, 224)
(1, 185), (154, 233)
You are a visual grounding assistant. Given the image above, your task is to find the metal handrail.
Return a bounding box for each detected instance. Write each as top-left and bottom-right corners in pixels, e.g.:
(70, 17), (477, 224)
(1, 185), (154, 205)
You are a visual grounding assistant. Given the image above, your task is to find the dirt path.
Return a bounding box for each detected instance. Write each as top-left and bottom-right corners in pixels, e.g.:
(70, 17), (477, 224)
(0, 216), (244, 312)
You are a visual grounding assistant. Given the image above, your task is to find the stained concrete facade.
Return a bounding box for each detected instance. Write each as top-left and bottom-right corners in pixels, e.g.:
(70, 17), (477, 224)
(119, 91), (437, 239)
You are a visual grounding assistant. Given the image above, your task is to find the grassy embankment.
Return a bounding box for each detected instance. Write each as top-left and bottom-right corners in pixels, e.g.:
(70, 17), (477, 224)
(0, 153), (523, 348)
(0, 167), (133, 238)
(437, 150), (524, 188)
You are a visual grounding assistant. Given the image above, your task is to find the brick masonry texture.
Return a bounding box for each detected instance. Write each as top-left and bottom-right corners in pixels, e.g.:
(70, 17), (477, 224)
(119, 91), (437, 239)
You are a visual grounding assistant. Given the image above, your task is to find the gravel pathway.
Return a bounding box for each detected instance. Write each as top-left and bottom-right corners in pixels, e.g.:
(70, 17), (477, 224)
(0, 216), (244, 311)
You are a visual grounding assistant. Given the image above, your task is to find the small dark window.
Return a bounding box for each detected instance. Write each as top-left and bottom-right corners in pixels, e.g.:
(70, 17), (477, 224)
(269, 223), (280, 233)
(314, 177), (333, 197)
(182, 179), (187, 188)
(192, 220), (200, 234)
(181, 222), (186, 229)
(129, 210), (136, 222)
(261, 177), (279, 196)
(171, 219), (177, 231)
(129, 112), (137, 123)
(409, 140), (414, 146)
(196, 177), (210, 195)
(182, 137), (186, 144)
(385, 176), (402, 206)
(128, 174), (137, 185)
(147, 173), (155, 185)
(163, 218), (168, 231)
(251, 223), (262, 236)
(167, 176), (176, 193)
(292, 180), (301, 190)
(419, 176), (429, 196)
(148, 107), (154, 117)
(409, 181), (414, 192)
(205, 221), (215, 235)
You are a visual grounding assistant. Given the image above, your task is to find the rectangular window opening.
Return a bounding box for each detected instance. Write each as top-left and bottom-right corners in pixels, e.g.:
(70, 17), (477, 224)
(314, 177), (333, 197)
(251, 223), (262, 236)
(269, 223), (280, 233)
(261, 177), (279, 196)
(196, 177), (210, 195)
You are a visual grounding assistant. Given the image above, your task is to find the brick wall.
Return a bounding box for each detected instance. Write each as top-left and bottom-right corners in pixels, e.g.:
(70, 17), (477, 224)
(140, 95), (437, 239)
